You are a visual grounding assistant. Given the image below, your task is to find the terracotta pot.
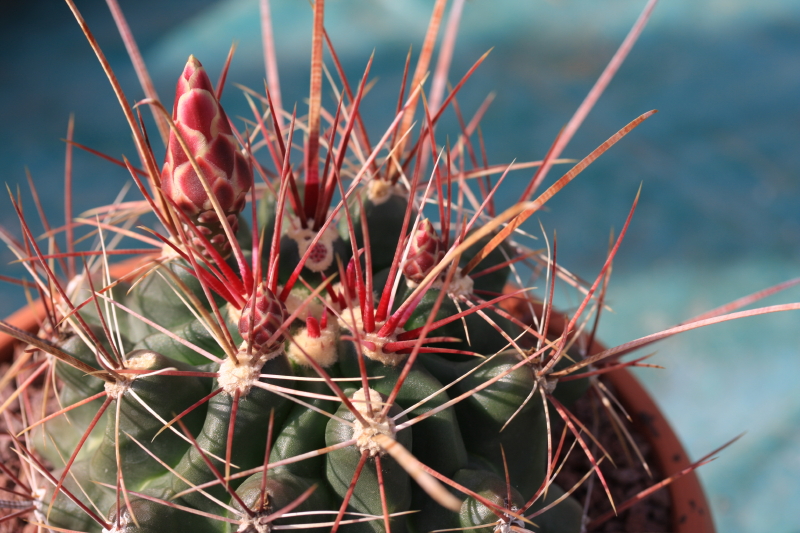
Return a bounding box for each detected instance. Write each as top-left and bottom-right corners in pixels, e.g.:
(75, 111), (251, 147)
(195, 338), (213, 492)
(501, 293), (715, 533)
(0, 259), (146, 363)
(0, 299), (46, 362)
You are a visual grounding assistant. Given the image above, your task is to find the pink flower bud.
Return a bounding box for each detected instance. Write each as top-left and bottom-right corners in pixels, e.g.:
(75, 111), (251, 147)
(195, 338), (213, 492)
(161, 56), (252, 250)
(402, 219), (443, 283)
(239, 284), (288, 355)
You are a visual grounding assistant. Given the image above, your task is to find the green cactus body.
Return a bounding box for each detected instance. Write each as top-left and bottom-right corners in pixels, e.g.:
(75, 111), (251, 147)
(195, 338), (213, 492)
(55, 328), (108, 396)
(453, 468), (525, 533)
(124, 263), (213, 344)
(171, 354), (294, 510)
(341, 185), (414, 272)
(28, 149), (588, 533)
(133, 306), (241, 366)
(36, 220), (587, 533)
(325, 389), (412, 533)
(89, 351), (210, 488)
(527, 484), (586, 533)
(337, 340), (468, 477)
(106, 495), (221, 533)
(402, 286), (516, 356)
(0, 2), (672, 531)
(38, 385), (108, 465)
(269, 365), (340, 479)
(420, 351), (548, 497)
(232, 469), (333, 530)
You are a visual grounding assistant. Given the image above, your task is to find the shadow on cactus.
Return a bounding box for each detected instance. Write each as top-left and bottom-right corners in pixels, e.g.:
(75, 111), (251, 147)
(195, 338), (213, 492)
(2, 1), (800, 532)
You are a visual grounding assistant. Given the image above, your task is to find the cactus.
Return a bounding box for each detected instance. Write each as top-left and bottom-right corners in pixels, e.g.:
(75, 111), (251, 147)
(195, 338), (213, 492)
(2, 1), (799, 532)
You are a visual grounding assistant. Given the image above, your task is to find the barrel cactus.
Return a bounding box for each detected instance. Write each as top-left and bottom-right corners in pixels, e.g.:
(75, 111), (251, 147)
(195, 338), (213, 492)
(4, 1), (798, 532)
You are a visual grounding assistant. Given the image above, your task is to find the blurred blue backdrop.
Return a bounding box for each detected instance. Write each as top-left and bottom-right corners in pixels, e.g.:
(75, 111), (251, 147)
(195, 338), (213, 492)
(1, 1), (799, 531)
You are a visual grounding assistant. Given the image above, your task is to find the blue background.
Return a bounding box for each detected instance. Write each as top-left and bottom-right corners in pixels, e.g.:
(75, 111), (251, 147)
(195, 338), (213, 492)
(2, 1), (799, 531)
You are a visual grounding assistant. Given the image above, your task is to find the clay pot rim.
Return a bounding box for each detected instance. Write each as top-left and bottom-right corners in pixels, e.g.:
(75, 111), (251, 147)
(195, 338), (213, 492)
(0, 259), (147, 363)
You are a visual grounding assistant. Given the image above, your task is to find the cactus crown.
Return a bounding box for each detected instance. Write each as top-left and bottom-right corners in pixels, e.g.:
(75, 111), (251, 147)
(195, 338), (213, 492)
(1, 1), (797, 533)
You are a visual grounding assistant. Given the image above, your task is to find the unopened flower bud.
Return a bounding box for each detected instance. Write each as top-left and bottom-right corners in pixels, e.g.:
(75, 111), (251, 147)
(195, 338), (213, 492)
(161, 55), (252, 253)
(402, 219), (443, 283)
(238, 284), (288, 356)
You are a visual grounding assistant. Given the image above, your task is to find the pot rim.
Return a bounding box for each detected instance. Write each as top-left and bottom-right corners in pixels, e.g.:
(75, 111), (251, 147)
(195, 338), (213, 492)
(0, 259), (147, 363)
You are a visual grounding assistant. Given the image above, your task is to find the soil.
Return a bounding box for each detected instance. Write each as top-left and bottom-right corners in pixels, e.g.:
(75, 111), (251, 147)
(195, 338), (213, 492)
(554, 378), (672, 532)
